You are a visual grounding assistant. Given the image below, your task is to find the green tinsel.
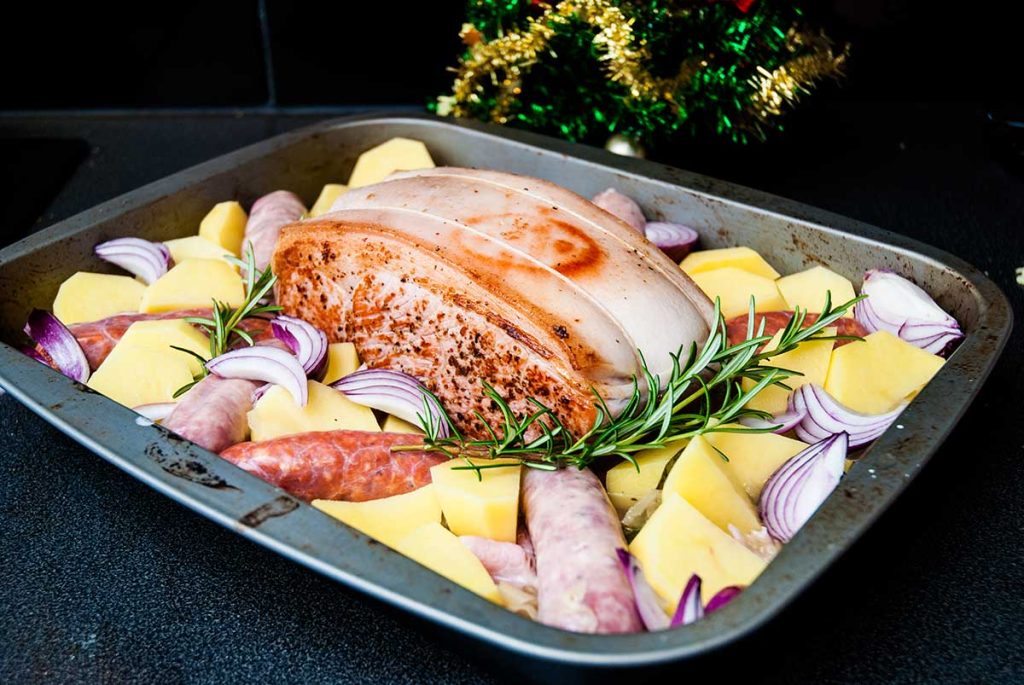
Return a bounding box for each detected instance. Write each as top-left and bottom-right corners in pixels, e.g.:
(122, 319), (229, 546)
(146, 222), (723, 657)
(433, 0), (848, 146)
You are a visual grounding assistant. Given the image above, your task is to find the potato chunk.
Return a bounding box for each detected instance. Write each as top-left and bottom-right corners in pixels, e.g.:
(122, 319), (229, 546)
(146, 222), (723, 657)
(118, 319), (210, 375)
(825, 331), (944, 413)
(247, 381), (379, 441)
(87, 344), (194, 408)
(53, 272), (145, 325)
(313, 485), (441, 548)
(691, 267), (787, 319)
(630, 492), (766, 609)
(680, 246), (780, 279)
(348, 138), (435, 188)
(429, 459), (521, 542)
(662, 436), (761, 535)
(163, 236), (238, 270)
(705, 430), (809, 501)
(322, 342), (360, 384)
(741, 328), (836, 415)
(605, 442), (684, 515)
(198, 201), (247, 256)
(776, 266), (856, 315)
(394, 522), (504, 604)
(139, 259), (244, 313)
(382, 415), (424, 435)
(310, 184), (347, 217)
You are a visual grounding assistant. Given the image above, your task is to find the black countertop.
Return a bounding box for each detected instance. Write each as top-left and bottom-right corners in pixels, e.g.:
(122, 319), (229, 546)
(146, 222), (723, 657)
(1, 104), (1022, 683)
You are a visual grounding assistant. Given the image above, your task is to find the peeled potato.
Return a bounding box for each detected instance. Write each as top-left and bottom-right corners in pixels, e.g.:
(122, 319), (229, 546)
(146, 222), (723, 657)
(348, 138), (434, 188)
(139, 259), (244, 313)
(198, 201), (247, 256)
(87, 344), (194, 408)
(310, 184), (348, 217)
(53, 272), (145, 325)
(163, 236), (238, 271)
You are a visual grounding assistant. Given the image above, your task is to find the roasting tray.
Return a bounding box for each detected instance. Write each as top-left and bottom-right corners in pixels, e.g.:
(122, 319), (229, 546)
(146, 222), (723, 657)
(0, 114), (1011, 666)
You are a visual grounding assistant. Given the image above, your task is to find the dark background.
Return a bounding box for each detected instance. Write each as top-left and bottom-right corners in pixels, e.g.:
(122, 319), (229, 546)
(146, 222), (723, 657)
(1, 1), (1023, 683)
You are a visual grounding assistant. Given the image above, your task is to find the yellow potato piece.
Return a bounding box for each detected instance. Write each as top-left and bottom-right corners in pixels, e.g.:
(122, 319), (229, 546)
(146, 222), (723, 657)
(309, 183), (348, 217)
(776, 266), (857, 316)
(248, 380), (379, 441)
(53, 272), (145, 325)
(164, 236), (239, 271)
(348, 138), (435, 188)
(394, 522), (504, 605)
(691, 267), (787, 319)
(429, 459), (521, 542)
(705, 430), (809, 501)
(680, 246), (780, 279)
(313, 485), (441, 548)
(825, 331), (944, 414)
(382, 415), (424, 435)
(322, 342), (360, 384)
(742, 328), (836, 415)
(118, 319), (210, 375)
(140, 259), (244, 314)
(198, 201), (247, 256)
(630, 492), (766, 609)
(605, 442), (685, 516)
(87, 344), (194, 408)
(662, 436), (761, 535)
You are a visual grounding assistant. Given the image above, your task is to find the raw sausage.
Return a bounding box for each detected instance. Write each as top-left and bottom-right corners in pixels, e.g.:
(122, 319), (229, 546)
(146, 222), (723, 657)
(219, 430), (445, 502)
(243, 190), (306, 272)
(460, 535), (537, 589)
(163, 375), (260, 453)
(522, 467), (642, 634)
(726, 311), (868, 351)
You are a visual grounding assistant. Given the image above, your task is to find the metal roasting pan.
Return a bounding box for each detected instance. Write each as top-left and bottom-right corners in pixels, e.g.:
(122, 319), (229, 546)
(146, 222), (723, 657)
(0, 114), (1012, 667)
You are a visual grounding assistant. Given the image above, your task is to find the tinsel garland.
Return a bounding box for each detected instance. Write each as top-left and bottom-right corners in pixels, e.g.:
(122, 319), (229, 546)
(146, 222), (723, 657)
(434, 0), (848, 145)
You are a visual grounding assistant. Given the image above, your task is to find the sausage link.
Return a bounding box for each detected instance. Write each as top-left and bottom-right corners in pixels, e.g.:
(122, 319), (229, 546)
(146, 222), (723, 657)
(523, 467), (642, 634)
(163, 375), (260, 453)
(243, 190), (306, 272)
(219, 430), (445, 502)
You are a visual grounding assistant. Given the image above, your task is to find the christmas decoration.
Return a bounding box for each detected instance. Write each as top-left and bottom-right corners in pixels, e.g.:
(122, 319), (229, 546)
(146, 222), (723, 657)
(433, 1), (848, 146)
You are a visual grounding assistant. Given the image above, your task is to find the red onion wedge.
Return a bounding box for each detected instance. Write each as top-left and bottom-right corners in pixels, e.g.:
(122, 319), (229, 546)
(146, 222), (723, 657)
(790, 384), (905, 448)
(856, 269), (962, 355)
(133, 402), (177, 422)
(739, 408), (806, 434)
(616, 549), (670, 631)
(94, 237), (172, 285)
(591, 188), (646, 232)
(19, 345), (48, 365)
(23, 309), (90, 383)
(670, 574), (704, 627)
(705, 585), (743, 614)
(644, 222), (699, 262)
(271, 315), (328, 378)
(759, 433), (848, 543)
(206, 346), (307, 406)
(331, 368), (450, 438)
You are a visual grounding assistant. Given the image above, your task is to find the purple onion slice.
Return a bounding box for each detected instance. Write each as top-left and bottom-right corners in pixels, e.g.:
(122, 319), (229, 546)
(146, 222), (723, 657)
(94, 237), (172, 285)
(790, 384), (905, 448)
(206, 346), (307, 406)
(23, 309), (90, 383)
(670, 574), (704, 627)
(855, 269), (962, 356)
(332, 368), (449, 437)
(759, 433), (848, 543)
(616, 548), (670, 631)
(643, 222), (699, 262)
(271, 315), (328, 378)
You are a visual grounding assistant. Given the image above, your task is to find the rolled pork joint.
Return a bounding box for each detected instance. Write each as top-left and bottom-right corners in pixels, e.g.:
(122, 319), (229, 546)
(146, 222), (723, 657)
(275, 167), (713, 437)
(162, 375), (260, 454)
(523, 467), (642, 634)
(243, 190), (307, 271)
(219, 430), (445, 502)
(590, 188), (646, 233)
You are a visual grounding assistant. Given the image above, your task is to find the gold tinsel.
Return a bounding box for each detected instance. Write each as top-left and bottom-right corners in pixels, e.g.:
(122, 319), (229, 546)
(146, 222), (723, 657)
(445, 0), (847, 137)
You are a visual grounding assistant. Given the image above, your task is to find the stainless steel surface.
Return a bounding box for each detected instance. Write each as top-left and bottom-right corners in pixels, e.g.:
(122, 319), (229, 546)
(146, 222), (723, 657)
(0, 113), (1011, 666)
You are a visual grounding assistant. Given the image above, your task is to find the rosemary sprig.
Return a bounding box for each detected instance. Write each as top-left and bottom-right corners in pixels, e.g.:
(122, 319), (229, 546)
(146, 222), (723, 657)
(410, 293), (864, 472)
(172, 244), (281, 397)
